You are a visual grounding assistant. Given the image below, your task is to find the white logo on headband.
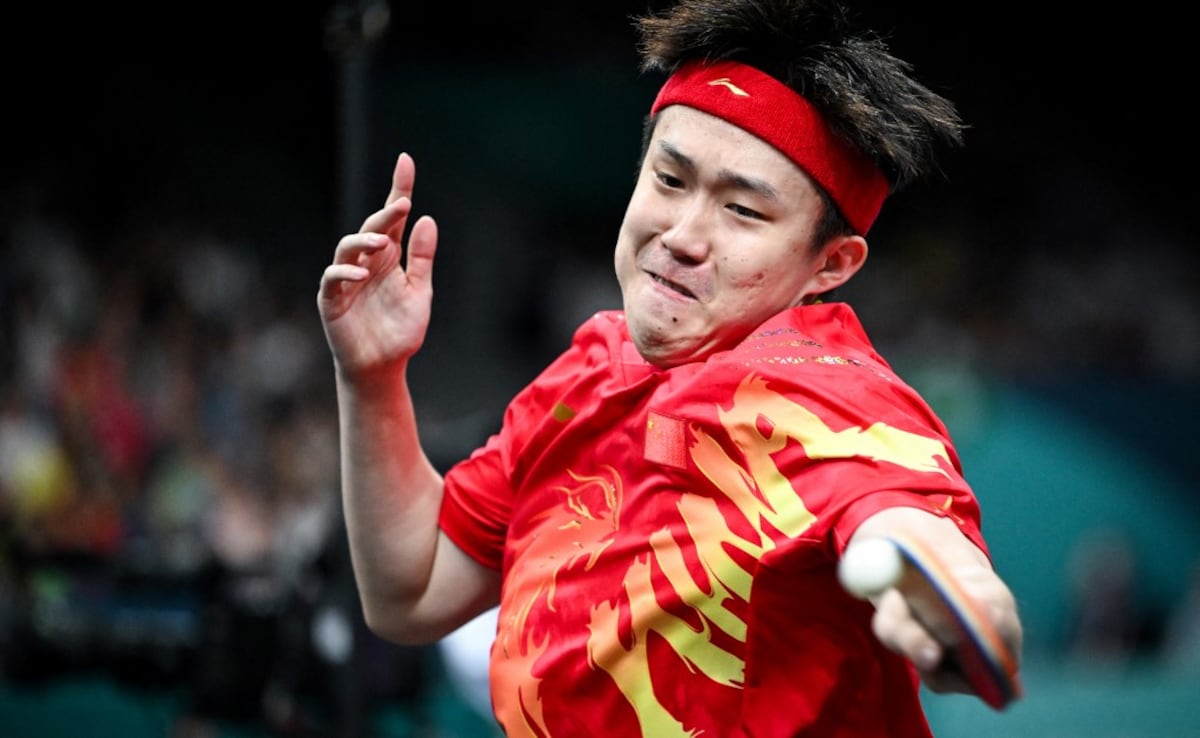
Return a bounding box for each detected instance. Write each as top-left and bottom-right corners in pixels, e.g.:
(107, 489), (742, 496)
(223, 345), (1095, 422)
(707, 77), (750, 97)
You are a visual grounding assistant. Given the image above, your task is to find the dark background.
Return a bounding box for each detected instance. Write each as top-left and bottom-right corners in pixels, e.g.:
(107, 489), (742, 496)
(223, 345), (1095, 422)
(6, 1), (1196, 258)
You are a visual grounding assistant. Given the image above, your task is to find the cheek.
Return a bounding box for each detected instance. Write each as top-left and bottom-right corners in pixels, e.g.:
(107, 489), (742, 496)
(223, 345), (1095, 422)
(720, 253), (808, 309)
(622, 183), (660, 235)
(616, 187), (659, 255)
(613, 227), (643, 289)
(742, 269), (769, 288)
(719, 253), (771, 289)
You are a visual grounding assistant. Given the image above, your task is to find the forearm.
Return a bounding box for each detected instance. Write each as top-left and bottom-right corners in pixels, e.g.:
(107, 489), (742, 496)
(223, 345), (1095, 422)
(335, 363), (446, 637)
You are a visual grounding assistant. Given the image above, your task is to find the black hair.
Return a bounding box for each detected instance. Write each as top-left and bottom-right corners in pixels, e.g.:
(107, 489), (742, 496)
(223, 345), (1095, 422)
(635, 0), (965, 228)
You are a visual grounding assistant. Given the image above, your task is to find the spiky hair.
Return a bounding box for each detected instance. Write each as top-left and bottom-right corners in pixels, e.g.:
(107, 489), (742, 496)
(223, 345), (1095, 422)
(635, 0), (964, 191)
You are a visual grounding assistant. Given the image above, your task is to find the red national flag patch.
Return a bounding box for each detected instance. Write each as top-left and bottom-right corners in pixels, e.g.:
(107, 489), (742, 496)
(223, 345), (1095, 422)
(645, 411), (688, 469)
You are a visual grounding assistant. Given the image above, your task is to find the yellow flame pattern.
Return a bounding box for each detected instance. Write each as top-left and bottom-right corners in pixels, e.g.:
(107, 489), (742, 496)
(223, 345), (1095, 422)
(495, 373), (953, 736)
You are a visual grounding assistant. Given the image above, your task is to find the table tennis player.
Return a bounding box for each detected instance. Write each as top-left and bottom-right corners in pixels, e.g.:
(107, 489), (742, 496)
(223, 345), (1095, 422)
(316, 0), (1024, 734)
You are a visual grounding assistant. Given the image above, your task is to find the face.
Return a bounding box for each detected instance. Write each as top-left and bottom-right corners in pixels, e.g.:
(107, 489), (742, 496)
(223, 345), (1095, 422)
(614, 105), (844, 368)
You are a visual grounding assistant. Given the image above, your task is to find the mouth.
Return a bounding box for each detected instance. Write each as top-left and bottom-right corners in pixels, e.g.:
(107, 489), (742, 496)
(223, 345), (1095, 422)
(649, 271), (696, 299)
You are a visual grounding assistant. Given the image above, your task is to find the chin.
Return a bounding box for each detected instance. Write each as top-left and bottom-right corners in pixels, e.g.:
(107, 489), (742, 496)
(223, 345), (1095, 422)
(628, 324), (677, 366)
(630, 329), (704, 369)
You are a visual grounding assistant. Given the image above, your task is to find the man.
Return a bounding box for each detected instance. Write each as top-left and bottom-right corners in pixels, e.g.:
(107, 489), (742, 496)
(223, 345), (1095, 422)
(317, 0), (1023, 735)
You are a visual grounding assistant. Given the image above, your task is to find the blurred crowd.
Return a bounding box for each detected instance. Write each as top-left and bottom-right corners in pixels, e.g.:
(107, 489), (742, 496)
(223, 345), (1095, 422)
(0, 212), (439, 736)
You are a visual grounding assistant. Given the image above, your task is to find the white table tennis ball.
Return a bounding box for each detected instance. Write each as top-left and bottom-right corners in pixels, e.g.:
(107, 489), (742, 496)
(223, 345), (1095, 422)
(839, 537), (903, 599)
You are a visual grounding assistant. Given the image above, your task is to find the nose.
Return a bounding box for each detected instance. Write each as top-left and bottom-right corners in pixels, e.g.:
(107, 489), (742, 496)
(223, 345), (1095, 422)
(660, 198), (712, 264)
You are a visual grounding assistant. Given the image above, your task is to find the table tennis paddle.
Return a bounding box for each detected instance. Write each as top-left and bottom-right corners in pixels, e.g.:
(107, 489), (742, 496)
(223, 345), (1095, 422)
(838, 535), (1022, 710)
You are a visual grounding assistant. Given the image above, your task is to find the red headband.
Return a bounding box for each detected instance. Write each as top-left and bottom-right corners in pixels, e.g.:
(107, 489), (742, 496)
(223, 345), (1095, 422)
(651, 59), (889, 235)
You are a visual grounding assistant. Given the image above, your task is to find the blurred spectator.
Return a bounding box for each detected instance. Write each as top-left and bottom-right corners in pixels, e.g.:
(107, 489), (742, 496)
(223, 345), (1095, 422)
(0, 385), (76, 554)
(1063, 528), (1162, 666)
(1161, 558), (1200, 676)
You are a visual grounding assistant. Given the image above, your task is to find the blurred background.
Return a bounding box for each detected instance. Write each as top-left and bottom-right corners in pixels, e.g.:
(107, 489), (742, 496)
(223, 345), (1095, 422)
(1, 1), (1196, 736)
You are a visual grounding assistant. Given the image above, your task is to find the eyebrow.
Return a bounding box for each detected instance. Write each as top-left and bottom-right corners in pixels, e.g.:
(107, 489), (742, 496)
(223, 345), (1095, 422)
(658, 139), (781, 202)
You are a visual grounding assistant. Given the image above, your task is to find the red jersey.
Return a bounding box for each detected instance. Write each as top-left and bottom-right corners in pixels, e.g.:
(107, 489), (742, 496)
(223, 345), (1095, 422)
(439, 303), (986, 737)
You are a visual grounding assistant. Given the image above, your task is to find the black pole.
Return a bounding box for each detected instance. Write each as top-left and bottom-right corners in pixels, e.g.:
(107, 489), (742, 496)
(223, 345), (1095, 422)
(325, 0), (391, 234)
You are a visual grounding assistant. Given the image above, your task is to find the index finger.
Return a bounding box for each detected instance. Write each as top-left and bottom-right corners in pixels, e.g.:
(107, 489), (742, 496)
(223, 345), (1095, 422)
(384, 152), (416, 207)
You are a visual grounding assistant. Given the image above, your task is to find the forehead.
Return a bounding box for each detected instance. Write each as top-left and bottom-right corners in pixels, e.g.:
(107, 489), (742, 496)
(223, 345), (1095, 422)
(649, 105), (814, 192)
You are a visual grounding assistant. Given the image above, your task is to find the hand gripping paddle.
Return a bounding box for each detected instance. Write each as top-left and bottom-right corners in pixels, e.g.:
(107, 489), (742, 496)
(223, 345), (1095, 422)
(838, 535), (1022, 710)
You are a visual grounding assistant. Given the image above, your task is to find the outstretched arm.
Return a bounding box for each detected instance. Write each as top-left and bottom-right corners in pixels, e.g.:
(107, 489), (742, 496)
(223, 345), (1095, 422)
(317, 153), (500, 644)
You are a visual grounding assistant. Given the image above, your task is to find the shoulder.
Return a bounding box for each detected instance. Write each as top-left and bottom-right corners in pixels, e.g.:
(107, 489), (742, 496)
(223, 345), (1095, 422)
(726, 304), (894, 381)
(709, 305), (950, 430)
(571, 309), (628, 342)
(521, 310), (635, 398)
(563, 309), (637, 367)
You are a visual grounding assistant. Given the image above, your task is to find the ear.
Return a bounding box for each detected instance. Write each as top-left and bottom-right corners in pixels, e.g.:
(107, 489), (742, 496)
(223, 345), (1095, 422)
(810, 234), (868, 294)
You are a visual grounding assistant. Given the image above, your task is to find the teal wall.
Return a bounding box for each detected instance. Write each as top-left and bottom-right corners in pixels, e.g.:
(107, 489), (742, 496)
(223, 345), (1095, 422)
(930, 379), (1199, 655)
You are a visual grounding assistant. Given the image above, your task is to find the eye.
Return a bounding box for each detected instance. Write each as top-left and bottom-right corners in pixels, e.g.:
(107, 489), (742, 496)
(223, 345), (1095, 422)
(728, 202), (765, 220)
(655, 170), (684, 189)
